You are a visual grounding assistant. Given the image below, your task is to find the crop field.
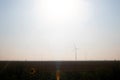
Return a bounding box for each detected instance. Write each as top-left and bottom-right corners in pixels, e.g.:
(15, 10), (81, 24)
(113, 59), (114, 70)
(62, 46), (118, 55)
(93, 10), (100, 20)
(0, 61), (120, 80)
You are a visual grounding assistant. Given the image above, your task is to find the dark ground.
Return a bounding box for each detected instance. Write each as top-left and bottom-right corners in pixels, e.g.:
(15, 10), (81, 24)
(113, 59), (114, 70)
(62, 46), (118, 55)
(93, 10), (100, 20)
(0, 61), (120, 80)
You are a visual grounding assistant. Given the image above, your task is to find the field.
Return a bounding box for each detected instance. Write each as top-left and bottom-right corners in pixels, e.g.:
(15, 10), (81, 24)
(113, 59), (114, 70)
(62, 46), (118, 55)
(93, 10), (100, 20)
(0, 61), (120, 80)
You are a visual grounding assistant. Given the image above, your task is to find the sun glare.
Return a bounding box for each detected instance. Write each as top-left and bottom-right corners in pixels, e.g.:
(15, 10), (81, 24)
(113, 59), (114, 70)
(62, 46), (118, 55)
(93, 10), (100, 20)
(32, 0), (92, 58)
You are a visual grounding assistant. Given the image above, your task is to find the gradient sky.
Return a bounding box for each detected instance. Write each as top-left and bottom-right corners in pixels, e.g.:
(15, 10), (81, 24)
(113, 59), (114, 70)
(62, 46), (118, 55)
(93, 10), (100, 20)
(0, 0), (120, 61)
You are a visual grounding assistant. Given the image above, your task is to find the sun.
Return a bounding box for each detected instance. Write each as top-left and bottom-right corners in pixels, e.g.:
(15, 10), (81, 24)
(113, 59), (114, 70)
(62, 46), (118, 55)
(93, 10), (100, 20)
(33, 0), (90, 24)
(32, 0), (91, 44)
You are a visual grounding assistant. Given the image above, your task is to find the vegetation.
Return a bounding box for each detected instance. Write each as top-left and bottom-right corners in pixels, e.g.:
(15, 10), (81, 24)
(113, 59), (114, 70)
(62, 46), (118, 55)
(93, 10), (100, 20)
(0, 61), (120, 80)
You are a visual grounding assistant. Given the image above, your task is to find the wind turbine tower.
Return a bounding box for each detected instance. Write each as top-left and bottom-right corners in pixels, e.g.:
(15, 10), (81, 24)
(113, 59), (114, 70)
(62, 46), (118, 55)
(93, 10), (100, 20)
(74, 43), (78, 61)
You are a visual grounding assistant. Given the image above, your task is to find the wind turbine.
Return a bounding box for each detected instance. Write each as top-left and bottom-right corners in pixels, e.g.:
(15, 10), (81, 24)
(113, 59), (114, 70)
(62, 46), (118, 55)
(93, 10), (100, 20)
(74, 43), (78, 61)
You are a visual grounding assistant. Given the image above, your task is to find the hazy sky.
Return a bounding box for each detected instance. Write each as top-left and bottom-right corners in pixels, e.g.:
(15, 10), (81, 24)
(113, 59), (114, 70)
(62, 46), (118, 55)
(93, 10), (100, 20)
(0, 0), (120, 60)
